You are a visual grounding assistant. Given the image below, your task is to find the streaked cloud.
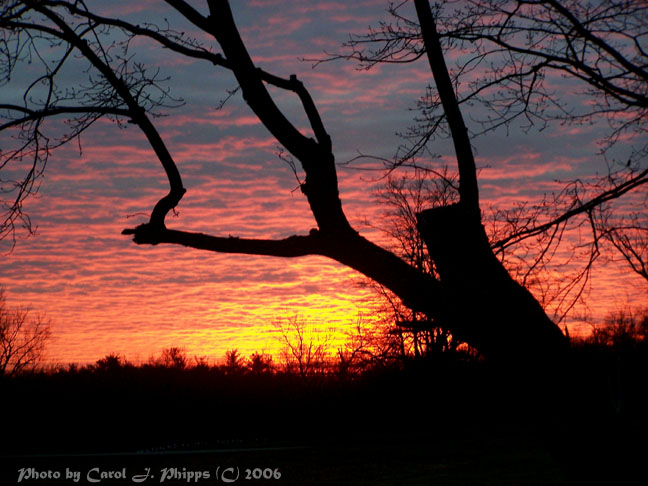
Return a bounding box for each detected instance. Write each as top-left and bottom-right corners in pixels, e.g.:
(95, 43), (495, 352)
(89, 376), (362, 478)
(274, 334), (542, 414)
(2, 0), (645, 365)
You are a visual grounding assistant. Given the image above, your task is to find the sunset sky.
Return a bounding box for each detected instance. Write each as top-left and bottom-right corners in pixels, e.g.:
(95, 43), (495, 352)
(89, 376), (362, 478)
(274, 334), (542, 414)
(2, 0), (646, 366)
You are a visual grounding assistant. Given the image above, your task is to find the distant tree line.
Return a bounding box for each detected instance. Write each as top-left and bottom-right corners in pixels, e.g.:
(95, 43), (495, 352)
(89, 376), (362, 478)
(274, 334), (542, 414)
(15, 307), (642, 384)
(2, 285), (646, 383)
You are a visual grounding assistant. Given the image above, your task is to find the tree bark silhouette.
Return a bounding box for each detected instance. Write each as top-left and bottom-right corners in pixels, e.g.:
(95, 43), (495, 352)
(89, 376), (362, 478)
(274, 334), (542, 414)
(124, 0), (569, 364)
(412, 0), (567, 363)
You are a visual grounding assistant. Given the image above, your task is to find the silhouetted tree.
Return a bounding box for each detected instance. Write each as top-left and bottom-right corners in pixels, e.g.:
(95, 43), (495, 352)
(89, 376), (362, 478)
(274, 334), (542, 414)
(274, 316), (329, 378)
(2, 1), (646, 368)
(223, 348), (245, 374)
(94, 352), (127, 372)
(246, 352), (274, 374)
(333, 0), (648, 321)
(367, 169), (464, 360)
(590, 309), (648, 348)
(0, 287), (51, 376)
(334, 317), (384, 376)
(158, 346), (188, 369)
(193, 355), (210, 369)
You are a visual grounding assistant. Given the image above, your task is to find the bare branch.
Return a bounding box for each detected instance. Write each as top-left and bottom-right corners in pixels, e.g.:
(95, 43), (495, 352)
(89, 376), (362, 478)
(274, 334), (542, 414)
(27, 0), (186, 228)
(121, 225), (324, 258)
(491, 168), (648, 251)
(0, 104), (131, 130)
(414, 0), (479, 213)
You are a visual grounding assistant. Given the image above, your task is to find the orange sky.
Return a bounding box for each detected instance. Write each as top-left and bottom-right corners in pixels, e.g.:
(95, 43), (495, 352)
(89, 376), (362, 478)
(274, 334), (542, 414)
(2, 0), (646, 366)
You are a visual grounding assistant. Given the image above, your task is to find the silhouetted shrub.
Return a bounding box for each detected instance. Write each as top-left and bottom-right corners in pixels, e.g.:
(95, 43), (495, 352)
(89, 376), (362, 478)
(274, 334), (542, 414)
(94, 352), (128, 372)
(247, 352), (274, 374)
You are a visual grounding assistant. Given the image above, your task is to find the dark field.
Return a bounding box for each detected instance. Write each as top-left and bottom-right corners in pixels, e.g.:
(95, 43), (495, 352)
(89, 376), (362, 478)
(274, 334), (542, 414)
(2, 433), (571, 486)
(2, 344), (647, 485)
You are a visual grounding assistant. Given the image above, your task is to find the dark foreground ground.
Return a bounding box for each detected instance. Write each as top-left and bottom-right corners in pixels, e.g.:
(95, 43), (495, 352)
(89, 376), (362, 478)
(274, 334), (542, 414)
(3, 423), (647, 485)
(2, 348), (647, 485)
(2, 432), (569, 486)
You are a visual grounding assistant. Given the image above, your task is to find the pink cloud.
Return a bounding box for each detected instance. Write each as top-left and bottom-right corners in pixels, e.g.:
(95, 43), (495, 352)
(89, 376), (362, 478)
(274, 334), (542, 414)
(4, 0), (645, 367)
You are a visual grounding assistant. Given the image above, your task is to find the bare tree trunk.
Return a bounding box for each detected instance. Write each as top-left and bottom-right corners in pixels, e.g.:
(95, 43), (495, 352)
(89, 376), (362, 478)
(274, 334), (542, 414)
(413, 0), (568, 365)
(418, 203), (568, 363)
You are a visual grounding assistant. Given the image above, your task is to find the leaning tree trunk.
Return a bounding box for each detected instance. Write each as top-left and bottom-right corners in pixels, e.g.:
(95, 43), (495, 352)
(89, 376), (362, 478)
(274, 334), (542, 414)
(417, 202), (568, 365)
(412, 0), (568, 367)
